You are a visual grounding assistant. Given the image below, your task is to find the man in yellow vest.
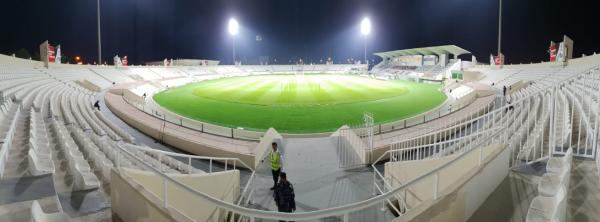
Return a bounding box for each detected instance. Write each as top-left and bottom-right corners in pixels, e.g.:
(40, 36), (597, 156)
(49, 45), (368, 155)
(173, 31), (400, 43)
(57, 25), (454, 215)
(268, 142), (283, 190)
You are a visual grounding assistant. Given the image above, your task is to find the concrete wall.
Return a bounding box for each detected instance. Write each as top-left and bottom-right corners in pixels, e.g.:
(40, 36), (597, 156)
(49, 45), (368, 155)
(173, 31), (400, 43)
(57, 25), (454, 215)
(464, 82), (496, 97)
(462, 71), (484, 82)
(76, 79), (101, 92)
(386, 143), (508, 222)
(104, 92), (257, 169)
(123, 88), (145, 104)
(0, 54), (44, 67)
(111, 168), (240, 222)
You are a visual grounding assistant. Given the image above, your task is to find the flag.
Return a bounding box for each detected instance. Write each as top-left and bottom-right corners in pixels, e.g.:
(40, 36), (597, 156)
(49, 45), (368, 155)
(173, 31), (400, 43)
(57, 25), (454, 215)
(556, 42), (566, 62)
(48, 45), (56, 63)
(55, 45), (61, 64)
(548, 41), (557, 62)
(114, 55), (122, 66)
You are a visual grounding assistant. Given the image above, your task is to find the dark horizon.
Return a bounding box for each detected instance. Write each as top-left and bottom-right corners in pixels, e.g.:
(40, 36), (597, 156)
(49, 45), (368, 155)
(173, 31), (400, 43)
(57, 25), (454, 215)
(1, 0), (598, 65)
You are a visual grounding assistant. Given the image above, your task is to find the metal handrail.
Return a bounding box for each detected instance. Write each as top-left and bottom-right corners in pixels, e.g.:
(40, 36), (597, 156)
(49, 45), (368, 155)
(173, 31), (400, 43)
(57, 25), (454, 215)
(122, 94), (264, 141)
(117, 143), (257, 208)
(381, 127), (502, 163)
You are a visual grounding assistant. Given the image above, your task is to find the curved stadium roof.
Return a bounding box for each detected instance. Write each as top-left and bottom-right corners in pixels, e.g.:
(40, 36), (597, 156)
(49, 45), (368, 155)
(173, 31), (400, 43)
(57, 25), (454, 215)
(374, 45), (470, 59)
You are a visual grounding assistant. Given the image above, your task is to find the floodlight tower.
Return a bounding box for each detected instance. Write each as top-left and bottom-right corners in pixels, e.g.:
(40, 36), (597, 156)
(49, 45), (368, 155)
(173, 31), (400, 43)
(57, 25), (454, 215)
(97, 0), (102, 65)
(360, 17), (372, 66)
(497, 0), (503, 60)
(228, 18), (239, 65)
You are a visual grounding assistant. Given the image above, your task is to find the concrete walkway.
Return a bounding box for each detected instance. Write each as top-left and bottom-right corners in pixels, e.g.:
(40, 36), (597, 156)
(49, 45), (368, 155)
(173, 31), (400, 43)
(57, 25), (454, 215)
(249, 137), (394, 222)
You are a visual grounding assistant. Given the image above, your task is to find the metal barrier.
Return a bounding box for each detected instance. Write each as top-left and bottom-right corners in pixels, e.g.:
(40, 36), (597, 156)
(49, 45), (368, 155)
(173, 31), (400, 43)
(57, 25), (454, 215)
(387, 99), (498, 152)
(336, 126), (371, 168)
(123, 94), (265, 141)
(115, 143), (257, 218)
(372, 127), (504, 216)
(336, 113), (374, 168)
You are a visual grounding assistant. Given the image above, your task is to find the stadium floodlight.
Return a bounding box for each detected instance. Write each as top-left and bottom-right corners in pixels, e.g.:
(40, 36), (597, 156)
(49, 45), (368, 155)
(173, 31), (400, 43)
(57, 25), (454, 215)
(360, 17), (371, 36)
(228, 18), (239, 64)
(228, 18), (239, 36)
(360, 17), (371, 67)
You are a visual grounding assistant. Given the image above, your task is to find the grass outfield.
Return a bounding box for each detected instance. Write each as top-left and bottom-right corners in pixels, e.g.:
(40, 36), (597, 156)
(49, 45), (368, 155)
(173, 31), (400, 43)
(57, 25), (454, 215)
(153, 74), (446, 133)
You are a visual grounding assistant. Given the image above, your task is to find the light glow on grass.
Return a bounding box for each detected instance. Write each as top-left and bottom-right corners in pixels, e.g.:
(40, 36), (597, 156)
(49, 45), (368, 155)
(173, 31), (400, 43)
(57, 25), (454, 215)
(154, 74), (446, 133)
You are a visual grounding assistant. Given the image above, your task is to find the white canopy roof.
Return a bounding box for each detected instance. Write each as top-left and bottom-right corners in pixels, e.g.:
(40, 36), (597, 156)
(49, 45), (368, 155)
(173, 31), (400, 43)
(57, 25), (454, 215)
(374, 45), (470, 59)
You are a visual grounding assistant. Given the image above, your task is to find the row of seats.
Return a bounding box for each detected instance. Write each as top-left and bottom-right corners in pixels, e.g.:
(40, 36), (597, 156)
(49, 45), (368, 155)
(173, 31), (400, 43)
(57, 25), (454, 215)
(0, 99), (18, 132)
(30, 198), (71, 222)
(123, 143), (205, 174)
(90, 68), (135, 84)
(93, 109), (135, 143)
(46, 68), (113, 90)
(28, 108), (55, 176)
(70, 126), (115, 182)
(0, 99), (20, 178)
(75, 93), (105, 136)
(50, 119), (100, 190)
(526, 148), (572, 222)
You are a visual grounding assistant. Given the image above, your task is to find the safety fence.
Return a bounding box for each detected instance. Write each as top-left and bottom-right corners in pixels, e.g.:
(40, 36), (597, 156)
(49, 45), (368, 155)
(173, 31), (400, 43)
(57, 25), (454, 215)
(115, 143), (257, 220)
(372, 127), (504, 216)
(123, 95), (265, 141)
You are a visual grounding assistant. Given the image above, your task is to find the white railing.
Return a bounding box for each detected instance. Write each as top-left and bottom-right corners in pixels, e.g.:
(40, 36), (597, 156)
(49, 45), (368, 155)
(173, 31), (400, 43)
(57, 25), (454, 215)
(113, 139), (505, 221)
(0, 104), (21, 179)
(115, 143), (257, 213)
(561, 76), (599, 158)
(335, 125), (371, 168)
(376, 91), (477, 134)
(387, 127), (502, 162)
(372, 127), (504, 216)
(123, 93), (265, 141)
(385, 96), (498, 152)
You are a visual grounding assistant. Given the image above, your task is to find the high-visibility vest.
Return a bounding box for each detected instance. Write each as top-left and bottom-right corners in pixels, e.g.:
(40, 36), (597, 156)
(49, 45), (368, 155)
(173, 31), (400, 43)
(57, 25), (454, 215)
(269, 151), (281, 170)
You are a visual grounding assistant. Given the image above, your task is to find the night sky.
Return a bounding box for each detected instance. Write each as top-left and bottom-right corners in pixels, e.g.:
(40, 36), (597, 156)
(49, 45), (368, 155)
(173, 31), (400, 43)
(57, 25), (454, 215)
(1, 0), (598, 65)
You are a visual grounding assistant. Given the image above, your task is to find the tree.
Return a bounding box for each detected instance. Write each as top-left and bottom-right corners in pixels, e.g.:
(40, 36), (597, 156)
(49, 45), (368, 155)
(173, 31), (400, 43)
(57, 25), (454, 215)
(14, 48), (31, 59)
(61, 55), (70, 64)
(32, 52), (40, 61)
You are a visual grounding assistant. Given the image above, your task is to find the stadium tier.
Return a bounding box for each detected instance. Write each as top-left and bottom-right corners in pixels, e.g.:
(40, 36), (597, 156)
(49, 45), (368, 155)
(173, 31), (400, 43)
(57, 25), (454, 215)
(1, 51), (600, 222)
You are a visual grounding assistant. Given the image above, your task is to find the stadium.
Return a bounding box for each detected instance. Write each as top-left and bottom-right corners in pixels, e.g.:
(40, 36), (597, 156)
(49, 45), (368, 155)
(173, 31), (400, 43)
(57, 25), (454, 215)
(1, 1), (600, 222)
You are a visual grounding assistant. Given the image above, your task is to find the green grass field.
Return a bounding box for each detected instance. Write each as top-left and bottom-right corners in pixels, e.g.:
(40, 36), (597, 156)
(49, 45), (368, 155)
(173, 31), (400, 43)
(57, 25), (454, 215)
(153, 74), (446, 133)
